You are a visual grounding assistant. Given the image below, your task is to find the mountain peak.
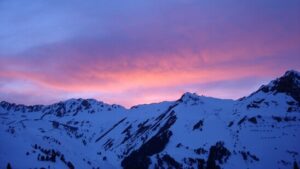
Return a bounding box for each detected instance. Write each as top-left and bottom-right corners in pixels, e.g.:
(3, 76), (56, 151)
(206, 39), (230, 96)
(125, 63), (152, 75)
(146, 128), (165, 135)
(179, 92), (200, 101)
(282, 69), (300, 80)
(177, 92), (210, 105)
(258, 70), (300, 102)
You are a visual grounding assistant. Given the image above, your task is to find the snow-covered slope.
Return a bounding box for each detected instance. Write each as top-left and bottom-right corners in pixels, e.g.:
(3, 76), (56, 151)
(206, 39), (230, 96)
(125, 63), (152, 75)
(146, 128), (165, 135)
(1, 70), (300, 169)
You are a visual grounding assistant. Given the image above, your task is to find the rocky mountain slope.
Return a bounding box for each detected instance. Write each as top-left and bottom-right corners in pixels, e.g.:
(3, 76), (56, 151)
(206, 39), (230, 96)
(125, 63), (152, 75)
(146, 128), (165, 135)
(0, 70), (299, 169)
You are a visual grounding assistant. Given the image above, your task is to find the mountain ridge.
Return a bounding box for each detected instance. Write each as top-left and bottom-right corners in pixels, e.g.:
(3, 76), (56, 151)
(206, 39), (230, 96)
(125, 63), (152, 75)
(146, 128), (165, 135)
(0, 70), (299, 169)
(2, 70), (299, 110)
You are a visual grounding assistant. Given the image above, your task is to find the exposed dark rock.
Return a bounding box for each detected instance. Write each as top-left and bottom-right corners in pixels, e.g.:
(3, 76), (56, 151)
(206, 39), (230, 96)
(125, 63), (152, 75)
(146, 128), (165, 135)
(176, 143), (182, 148)
(185, 143), (230, 169)
(122, 125), (132, 134)
(272, 116), (297, 122)
(294, 161), (299, 169)
(178, 92), (200, 102)
(241, 151), (247, 160)
(260, 70), (300, 102)
(287, 101), (296, 105)
(194, 147), (207, 155)
(95, 118), (127, 142)
(121, 150), (151, 169)
(155, 154), (163, 169)
(52, 121), (59, 128)
(287, 150), (299, 157)
(154, 104), (178, 123)
(103, 139), (114, 150)
(0, 101), (43, 112)
(82, 139), (87, 146)
(247, 99), (265, 109)
(248, 153), (259, 161)
(183, 157), (205, 169)
(273, 71), (300, 102)
(261, 86), (269, 93)
(193, 120), (204, 131)
(161, 154), (182, 169)
(81, 100), (91, 109)
(207, 142), (231, 169)
(248, 117), (257, 124)
(33, 143), (76, 169)
(55, 103), (66, 117)
(253, 99), (265, 104)
(121, 113), (177, 169)
(272, 116), (282, 122)
(157, 111), (177, 134)
(67, 161), (75, 169)
(135, 120), (151, 137)
(284, 116), (296, 122)
(143, 130), (173, 156)
(240, 151), (259, 162)
(228, 121), (234, 127)
(121, 125), (132, 144)
(61, 155), (66, 163)
(6, 163), (12, 169)
(238, 116), (247, 125)
(197, 159), (206, 169)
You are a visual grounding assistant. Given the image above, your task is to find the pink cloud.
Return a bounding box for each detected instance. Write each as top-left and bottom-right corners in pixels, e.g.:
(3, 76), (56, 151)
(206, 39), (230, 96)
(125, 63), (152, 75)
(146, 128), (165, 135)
(0, 0), (300, 106)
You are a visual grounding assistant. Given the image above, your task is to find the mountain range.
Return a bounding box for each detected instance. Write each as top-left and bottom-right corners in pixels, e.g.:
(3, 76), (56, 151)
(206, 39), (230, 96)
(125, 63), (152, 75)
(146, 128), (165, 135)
(0, 70), (299, 169)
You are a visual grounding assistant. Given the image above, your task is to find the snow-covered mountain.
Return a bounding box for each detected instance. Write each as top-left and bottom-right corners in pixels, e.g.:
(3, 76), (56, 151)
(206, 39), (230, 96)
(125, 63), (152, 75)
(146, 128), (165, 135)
(1, 70), (299, 169)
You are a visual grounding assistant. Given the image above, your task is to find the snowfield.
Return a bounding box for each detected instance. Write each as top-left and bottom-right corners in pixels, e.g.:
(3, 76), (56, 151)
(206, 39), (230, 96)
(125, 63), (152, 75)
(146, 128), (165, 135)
(0, 70), (300, 169)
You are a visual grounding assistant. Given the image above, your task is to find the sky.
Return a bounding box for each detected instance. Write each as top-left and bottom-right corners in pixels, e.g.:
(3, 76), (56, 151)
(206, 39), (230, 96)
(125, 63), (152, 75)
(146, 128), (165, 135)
(0, 0), (300, 107)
